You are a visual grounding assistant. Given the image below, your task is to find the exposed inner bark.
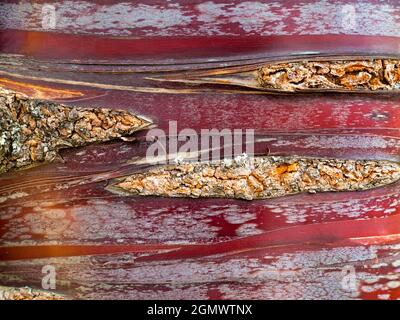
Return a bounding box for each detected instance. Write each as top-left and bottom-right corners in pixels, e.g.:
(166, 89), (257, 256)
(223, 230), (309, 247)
(258, 59), (400, 91)
(0, 88), (151, 174)
(0, 286), (65, 300)
(111, 156), (400, 200)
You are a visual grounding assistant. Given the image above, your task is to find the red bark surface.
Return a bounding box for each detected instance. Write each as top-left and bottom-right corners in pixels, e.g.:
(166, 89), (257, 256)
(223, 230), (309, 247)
(0, 0), (399, 299)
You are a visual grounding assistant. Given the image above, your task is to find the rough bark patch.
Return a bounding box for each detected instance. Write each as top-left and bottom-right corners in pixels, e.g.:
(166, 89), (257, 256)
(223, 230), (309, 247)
(110, 156), (400, 200)
(0, 88), (151, 174)
(258, 59), (400, 91)
(0, 285), (65, 300)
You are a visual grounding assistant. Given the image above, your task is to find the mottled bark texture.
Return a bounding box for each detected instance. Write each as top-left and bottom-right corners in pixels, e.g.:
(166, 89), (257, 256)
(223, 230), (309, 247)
(0, 286), (65, 300)
(0, 88), (151, 174)
(258, 59), (400, 91)
(111, 156), (400, 200)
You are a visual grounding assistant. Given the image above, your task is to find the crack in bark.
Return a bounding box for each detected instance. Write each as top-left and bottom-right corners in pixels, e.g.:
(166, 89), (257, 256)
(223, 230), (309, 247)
(258, 59), (400, 91)
(110, 156), (400, 200)
(0, 285), (65, 300)
(0, 88), (151, 174)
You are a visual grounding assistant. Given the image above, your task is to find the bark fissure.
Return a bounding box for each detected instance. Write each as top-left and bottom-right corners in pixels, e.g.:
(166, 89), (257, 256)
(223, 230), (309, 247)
(0, 88), (151, 174)
(257, 59), (400, 91)
(110, 156), (400, 200)
(0, 286), (65, 300)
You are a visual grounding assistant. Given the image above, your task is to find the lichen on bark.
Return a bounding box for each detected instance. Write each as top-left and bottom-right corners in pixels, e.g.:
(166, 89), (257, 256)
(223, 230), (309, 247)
(110, 155), (400, 200)
(0, 88), (151, 174)
(258, 59), (400, 91)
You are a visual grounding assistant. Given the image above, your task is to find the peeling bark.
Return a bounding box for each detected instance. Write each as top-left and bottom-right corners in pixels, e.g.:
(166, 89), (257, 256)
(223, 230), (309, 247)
(149, 58), (400, 94)
(0, 286), (65, 300)
(0, 88), (151, 174)
(110, 156), (400, 200)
